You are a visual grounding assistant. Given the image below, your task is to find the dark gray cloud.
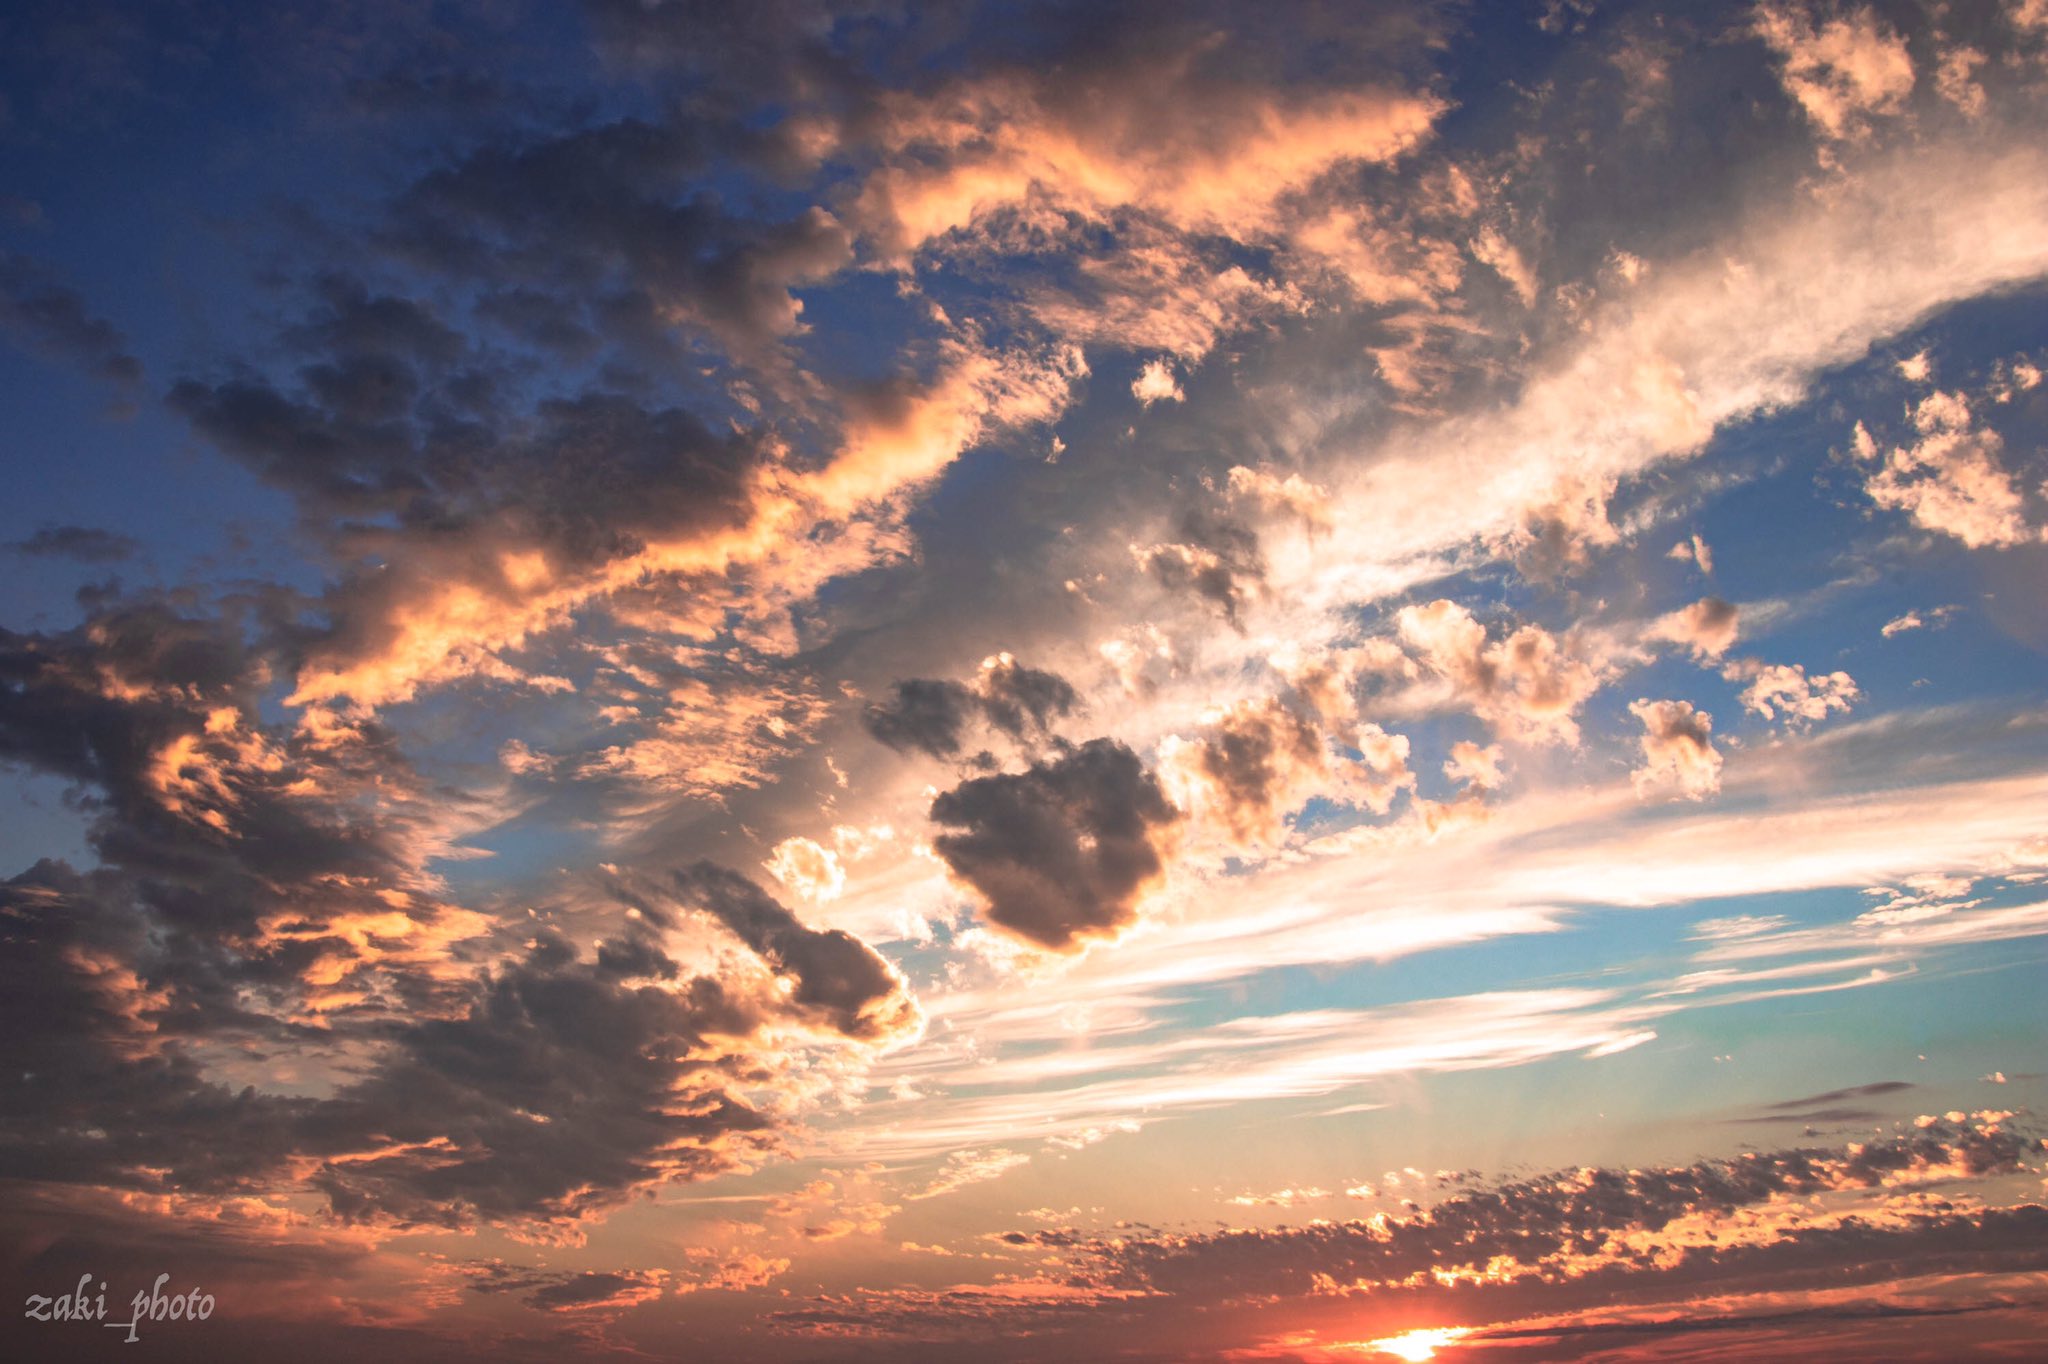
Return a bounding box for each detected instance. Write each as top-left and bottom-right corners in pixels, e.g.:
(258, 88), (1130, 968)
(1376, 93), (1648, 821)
(461, 1261), (668, 1314)
(306, 933), (776, 1231)
(383, 114), (851, 360)
(7, 524), (140, 562)
(0, 250), (142, 395)
(673, 861), (917, 1042)
(766, 1122), (2048, 1352)
(1766, 1080), (1917, 1110)
(1732, 1079), (1921, 1126)
(1135, 509), (1265, 626)
(1071, 1118), (2045, 1304)
(0, 604), (832, 1232)
(863, 658), (1078, 759)
(0, 600), (431, 942)
(0, 859), (316, 1194)
(929, 738), (1180, 950)
(863, 678), (978, 759)
(975, 656), (1079, 738)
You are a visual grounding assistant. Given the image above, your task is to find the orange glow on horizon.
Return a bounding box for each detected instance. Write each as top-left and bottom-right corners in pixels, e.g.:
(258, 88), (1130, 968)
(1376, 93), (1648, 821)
(1353, 1326), (1476, 1361)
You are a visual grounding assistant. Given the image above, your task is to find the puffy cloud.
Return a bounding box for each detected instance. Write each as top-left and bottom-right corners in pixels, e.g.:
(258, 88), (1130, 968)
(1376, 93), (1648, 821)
(1442, 740), (1505, 792)
(1080, 1117), (2040, 1300)
(768, 1119), (2047, 1346)
(173, 267), (1085, 715)
(1754, 2), (1916, 145)
(928, 739), (1182, 951)
(1393, 601), (1603, 745)
(1161, 695), (1413, 851)
(863, 678), (978, 759)
(765, 836), (846, 904)
(1227, 465), (1333, 533)
(1628, 698), (1723, 801)
(1666, 531), (1714, 573)
(1130, 358), (1184, 406)
(1727, 660), (1859, 725)
(1650, 596), (1740, 661)
(972, 654), (1081, 740)
(1855, 391), (2040, 549)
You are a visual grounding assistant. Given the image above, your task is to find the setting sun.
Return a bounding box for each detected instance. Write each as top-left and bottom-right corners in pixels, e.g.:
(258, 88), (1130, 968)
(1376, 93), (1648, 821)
(3, 1), (2046, 1360)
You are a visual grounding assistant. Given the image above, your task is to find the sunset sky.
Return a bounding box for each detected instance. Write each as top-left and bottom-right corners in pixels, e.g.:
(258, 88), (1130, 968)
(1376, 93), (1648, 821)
(3, 2), (2047, 1360)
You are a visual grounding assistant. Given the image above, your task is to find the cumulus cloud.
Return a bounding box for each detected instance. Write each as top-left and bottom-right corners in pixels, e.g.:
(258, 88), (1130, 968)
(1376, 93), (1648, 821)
(928, 739), (1182, 951)
(1393, 600), (1604, 745)
(1161, 695), (1412, 851)
(1726, 660), (1859, 725)
(764, 836), (846, 904)
(1442, 740), (1505, 791)
(1754, 2), (1916, 145)
(1666, 532), (1714, 573)
(1226, 465), (1333, 532)
(1854, 391), (2040, 549)
(1651, 596), (1740, 662)
(1629, 698), (1723, 801)
(1130, 358), (1184, 406)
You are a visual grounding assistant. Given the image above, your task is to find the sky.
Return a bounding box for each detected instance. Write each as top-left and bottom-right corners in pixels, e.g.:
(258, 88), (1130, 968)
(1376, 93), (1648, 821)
(2, 1), (2047, 1360)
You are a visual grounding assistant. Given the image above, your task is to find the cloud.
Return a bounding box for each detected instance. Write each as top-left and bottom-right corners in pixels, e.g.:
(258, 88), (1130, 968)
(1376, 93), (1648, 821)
(1651, 596), (1739, 661)
(673, 862), (920, 1044)
(1130, 358), (1184, 406)
(846, 32), (1443, 261)
(928, 739), (1182, 951)
(765, 837), (847, 905)
(1442, 740), (1505, 792)
(1732, 1079), (1920, 1125)
(1133, 509), (1267, 626)
(0, 251), (142, 399)
(1160, 695), (1412, 851)
(1227, 465), (1333, 533)
(864, 679), (979, 759)
(1629, 698), (1723, 801)
(6, 525), (140, 563)
(1666, 531), (1714, 573)
(769, 1119), (2047, 1347)
(1754, 2), (1916, 145)
(864, 655), (1079, 759)
(463, 1263), (671, 1314)
(1726, 660), (1859, 725)
(1854, 391), (2041, 549)
(1079, 1117), (2042, 1301)
(1393, 600), (1603, 745)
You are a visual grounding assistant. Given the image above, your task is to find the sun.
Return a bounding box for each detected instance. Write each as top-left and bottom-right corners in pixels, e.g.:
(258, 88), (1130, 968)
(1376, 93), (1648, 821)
(1360, 1326), (1476, 1361)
